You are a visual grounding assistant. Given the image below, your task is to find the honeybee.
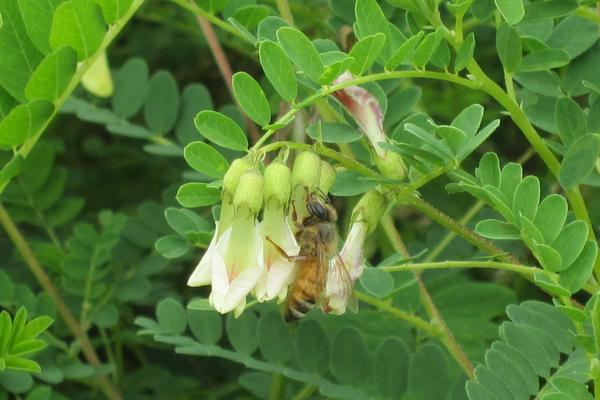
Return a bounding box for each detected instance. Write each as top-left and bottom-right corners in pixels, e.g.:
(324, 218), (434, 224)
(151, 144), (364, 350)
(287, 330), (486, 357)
(269, 192), (357, 322)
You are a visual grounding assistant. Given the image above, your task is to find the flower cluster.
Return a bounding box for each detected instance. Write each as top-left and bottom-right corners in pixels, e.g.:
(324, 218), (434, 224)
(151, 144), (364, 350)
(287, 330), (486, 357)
(187, 151), (386, 317)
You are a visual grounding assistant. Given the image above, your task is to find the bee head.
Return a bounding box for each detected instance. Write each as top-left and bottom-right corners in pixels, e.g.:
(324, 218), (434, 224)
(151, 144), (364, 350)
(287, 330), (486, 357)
(306, 191), (337, 222)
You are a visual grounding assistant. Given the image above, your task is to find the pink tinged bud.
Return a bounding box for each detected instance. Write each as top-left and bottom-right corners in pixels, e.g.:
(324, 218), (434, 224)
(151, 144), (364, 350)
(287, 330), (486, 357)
(333, 72), (387, 158)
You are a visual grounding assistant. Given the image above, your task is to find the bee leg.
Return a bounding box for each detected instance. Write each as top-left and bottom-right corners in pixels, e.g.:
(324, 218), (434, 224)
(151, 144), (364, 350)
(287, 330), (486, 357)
(266, 236), (307, 262)
(290, 199), (304, 232)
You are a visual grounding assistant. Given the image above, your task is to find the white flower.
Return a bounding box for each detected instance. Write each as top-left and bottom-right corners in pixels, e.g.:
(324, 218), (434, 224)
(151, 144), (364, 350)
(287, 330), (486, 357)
(325, 221), (368, 315)
(254, 208), (300, 302)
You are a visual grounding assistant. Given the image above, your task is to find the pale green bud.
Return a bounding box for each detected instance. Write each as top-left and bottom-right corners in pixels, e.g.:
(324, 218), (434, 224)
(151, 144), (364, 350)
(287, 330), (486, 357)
(233, 170), (264, 215)
(291, 151), (321, 192)
(374, 151), (406, 182)
(319, 161), (336, 194)
(263, 161), (292, 209)
(81, 52), (113, 97)
(351, 190), (387, 234)
(223, 158), (253, 198)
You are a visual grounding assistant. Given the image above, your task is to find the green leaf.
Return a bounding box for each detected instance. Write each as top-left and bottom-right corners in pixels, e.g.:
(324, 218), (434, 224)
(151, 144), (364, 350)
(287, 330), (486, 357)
(385, 32), (423, 70)
(0, 370), (34, 393)
(455, 33), (475, 72)
(22, 316), (53, 340)
(194, 110), (248, 151)
(232, 5), (271, 30)
(176, 183), (220, 208)
(0, 100), (54, 149)
(524, 0), (578, 20)
(413, 29), (444, 68)
(144, 71), (180, 134)
(330, 327), (369, 385)
(259, 40), (297, 102)
(0, 0), (43, 102)
(155, 235), (189, 258)
(187, 309), (222, 345)
(4, 358), (41, 374)
(452, 104), (484, 138)
(496, 22), (522, 73)
(257, 311), (292, 364)
(495, 0), (524, 25)
(373, 338), (410, 398)
(513, 175), (540, 223)
(232, 72), (270, 126)
(50, 0), (107, 60)
(165, 207), (211, 236)
(226, 311), (258, 355)
(17, 0), (63, 54)
(475, 219), (520, 240)
(354, 0), (392, 59)
(95, 0), (133, 24)
(348, 33), (386, 76)
(294, 320), (329, 375)
(156, 298), (187, 335)
(25, 47), (77, 101)
(476, 152), (501, 188)
(435, 125), (467, 155)
(227, 17), (258, 46)
(519, 49), (570, 72)
(551, 220), (589, 271)
(533, 243), (562, 272)
(484, 350), (531, 399)
(306, 122), (362, 143)
(559, 134), (600, 188)
(112, 58), (149, 119)
(359, 268), (394, 298)
(330, 170), (378, 196)
(184, 142), (230, 179)
(555, 97), (588, 145)
(277, 27), (323, 83)
(257, 16), (288, 42)
(560, 241), (598, 293)
(409, 344), (449, 400)
(534, 194), (567, 244)
(547, 16), (599, 60)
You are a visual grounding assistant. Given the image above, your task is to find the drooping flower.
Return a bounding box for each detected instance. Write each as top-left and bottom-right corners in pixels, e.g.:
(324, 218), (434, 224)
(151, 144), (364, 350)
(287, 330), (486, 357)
(188, 164), (266, 316)
(254, 162), (300, 302)
(332, 72), (406, 181)
(326, 190), (388, 314)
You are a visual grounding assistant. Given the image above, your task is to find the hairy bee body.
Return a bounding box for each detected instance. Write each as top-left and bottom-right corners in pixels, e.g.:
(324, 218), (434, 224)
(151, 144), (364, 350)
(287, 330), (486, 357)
(284, 200), (339, 323)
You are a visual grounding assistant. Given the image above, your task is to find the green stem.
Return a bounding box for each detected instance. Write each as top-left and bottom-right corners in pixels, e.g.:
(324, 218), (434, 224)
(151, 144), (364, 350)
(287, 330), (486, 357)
(170, 0), (244, 39)
(291, 384), (317, 400)
(275, 0), (295, 25)
(575, 6), (600, 24)
(0, 203), (122, 400)
(0, 0), (145, 196)
(269, 374), (285, 400)
(380, 214), (475, 378)
(250, 70), (480, 151)
(355, 292), (440, 336)
(384, 260), (538, 276)
(424, 201), (484, 262)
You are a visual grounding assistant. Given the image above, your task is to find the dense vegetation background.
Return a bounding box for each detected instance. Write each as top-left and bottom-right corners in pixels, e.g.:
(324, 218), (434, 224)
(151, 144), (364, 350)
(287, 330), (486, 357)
(1, 0), (600, 399)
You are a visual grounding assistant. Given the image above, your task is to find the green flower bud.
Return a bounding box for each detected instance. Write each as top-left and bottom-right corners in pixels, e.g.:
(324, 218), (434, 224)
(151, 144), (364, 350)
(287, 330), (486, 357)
(351, 190), (387, 234)
(291, 151), (321, 192)
(263, 161), (292, 209)
(223, 158), (253, 198)
(374, 151), (406, 182)
(319, 161), (336, 194)
(233, 170), (264, 215)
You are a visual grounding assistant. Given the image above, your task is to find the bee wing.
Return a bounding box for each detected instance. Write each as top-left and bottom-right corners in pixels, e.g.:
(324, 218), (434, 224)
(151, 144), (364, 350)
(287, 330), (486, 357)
(329, 254), (358, 313)
(314, 241), (329, 307)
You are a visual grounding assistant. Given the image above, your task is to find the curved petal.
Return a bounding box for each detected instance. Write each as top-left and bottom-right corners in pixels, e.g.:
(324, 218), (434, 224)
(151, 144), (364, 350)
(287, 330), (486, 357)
(220, 266), (263, 313)
(266, 260), (296, 300)
(187, 227), (220, 287)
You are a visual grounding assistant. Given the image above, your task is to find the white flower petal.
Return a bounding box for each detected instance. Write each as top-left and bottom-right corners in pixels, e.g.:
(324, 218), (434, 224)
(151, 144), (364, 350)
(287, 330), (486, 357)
(187, 228), (219, 287)
(266, 260), (296, 299)
(221, 266), (263, 313)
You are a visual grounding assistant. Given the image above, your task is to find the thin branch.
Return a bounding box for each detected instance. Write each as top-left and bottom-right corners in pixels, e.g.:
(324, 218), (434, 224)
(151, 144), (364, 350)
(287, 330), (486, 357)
(384, 260), (538, 276)
(275, 0), (295, 25)
(381, 214), (475, 378)
(0, 203), (122, 400)
(195, 15), (261, 144)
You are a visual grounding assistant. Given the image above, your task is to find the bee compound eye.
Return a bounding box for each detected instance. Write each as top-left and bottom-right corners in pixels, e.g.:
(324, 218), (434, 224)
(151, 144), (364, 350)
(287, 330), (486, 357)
(311, 202), (328, 219)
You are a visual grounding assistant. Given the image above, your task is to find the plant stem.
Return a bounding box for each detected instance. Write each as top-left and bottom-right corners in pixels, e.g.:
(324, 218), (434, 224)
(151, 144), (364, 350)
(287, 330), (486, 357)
(275, 0), (295, 25)
(575, 6), (600, 23)
(407, 195), (520, 265)
(0, 203), (122, 400)
(0, 0), (145, 196)
(355, 292), (440, 336)
(384, 260), (538, 276)
(195, 16), (261, 143)
(425, 201), (484, 262)
(291, 384), (317, 400)
(380, 214), (475, 378)
(170, 0), (244, 39)
(269, 373), (285, 400)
